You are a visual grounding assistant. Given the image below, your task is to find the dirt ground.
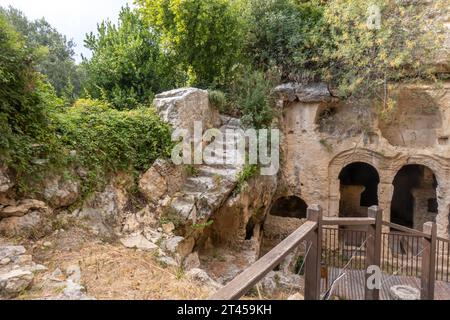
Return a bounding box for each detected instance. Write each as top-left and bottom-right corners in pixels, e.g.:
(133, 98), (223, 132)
(1, 227), (213, 300)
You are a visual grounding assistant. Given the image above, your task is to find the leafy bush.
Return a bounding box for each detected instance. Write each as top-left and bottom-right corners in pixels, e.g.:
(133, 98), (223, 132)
(0, 13), (65, 190)
(227, 67), (280, 129)
(235, 164), (259, 194)
(83, 6), (180, 110)
(319, 0), (447, 106)
(55, 100), (173, 194)
(245, 0), (325, 81)
(208, 90), (227, 113)
(137, 0), (244, 88)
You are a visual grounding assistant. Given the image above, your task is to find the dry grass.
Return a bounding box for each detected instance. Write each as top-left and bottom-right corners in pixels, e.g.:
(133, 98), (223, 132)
(10, 228), (214, 300)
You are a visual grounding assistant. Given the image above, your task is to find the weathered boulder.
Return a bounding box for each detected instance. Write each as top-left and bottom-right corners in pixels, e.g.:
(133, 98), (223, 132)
(164, 236), (195, 261)
(75, 173), (132, 239)
(121, 205), (159, 234)
(0, 199), (49, 218)
(154, 88), (221, 132)
(185, 268), (223, 291)
(120, 233), (158, 252)
(0, 200), (53, 239)
(139, 159), (186, 204)
(46, 280), (95, 300)
(0, 211), (53, 239)
(43, 176), (80, 208)
(0, 269), (33, 298)
(0, 245), (42, 299)
(66, 264), (82, 284)
(274, 83), (332, 103)
(183, 252), (201, 271)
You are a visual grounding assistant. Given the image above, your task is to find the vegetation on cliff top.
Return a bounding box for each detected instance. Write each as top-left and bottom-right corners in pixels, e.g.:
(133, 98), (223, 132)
(0, 0), (448, 195)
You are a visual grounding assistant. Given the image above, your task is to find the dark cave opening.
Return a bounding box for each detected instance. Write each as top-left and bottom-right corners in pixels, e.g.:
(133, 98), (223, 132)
(339, 162), (380, 217)
(269, 196), (308, 219)
(391, 164), (438, 228)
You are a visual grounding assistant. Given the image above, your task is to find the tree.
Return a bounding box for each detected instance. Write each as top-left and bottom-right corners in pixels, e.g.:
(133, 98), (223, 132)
(0, 6), (81, 100)
(137, 0), (244, 88)
(244, 0), (325, 81)
(83, 6), (178, 109)
(0, 12), (63, 187)
(319, 0), (448, 112)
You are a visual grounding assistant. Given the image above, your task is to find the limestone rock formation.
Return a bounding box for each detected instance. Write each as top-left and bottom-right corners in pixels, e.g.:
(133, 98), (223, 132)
(0, 199), (49, 218)
(0, 245), (45, 299)
(43, 176), (80, 208)
(274, 83), (332, 103)
(154, 88), (221, 131)
(185, 268), (223, 291)
(120, 233), (158, 252)
(166, 116), (245, 225)
(139, 159), (187, 204)
(74, 173), (132, 239)
(0, 200), (53, 238)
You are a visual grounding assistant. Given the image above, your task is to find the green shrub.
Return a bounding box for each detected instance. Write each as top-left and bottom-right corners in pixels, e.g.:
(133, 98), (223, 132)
(0, 13), (66, 191)
(208, 90), (227, 113)
(55, 99), (173, 195)
(234, 164), (259, 194)
(227, 67), (280, 129)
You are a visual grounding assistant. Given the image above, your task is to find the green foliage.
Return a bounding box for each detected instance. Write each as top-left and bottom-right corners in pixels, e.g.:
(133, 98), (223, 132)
(319, 0), (447, 107)
(208, 90), (227, 113)
(55, 100), (173, 194)
(137, 0), (244, 87)
(0, 6), (81, 101)
(0, 13), (64, 190)
(244, 0), (325, 81)
(83, 6), (180, 110)
(184, 164), (199, 177)
(192, 220), (214, 229)
(235, 164), (259, 194)
(227, 67), (279, 129)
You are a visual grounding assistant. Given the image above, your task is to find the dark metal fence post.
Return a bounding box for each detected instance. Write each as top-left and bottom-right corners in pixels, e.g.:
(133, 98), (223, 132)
(365, 206), (383, 300)
(305, 204), (323, 300)
(421, 222), (437, 300)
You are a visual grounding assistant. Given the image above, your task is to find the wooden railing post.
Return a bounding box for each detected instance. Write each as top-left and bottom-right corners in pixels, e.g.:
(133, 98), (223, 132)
(365, 206), (383, 300)
(304, 204), (323, 300)
(421, 222), (437, 300)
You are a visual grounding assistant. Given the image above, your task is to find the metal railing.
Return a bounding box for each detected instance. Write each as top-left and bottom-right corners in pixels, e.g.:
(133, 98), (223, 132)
(210, 205), (450, 300)
(436, 239), (450, 282)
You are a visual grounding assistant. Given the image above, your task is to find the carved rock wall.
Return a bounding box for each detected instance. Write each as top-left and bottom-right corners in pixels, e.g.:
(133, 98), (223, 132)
(278, 82), (450, 238)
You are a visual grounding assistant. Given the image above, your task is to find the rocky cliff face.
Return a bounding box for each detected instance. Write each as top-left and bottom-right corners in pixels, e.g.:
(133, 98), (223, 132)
(275, 81), (450, 239)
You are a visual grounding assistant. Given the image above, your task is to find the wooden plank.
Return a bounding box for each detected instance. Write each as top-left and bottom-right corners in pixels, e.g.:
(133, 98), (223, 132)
(421, 222), (437, 300)
(209, 221), (317, 300)
(383, 221), (429, 238)
(304, 205), (323, 300)
(365, 206), (382, 300)
(323, 217), (375, 226)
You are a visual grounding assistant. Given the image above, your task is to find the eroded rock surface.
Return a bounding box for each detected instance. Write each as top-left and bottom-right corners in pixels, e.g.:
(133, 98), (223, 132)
(43, 176), (80, 208)
(0, 245), (45, 299)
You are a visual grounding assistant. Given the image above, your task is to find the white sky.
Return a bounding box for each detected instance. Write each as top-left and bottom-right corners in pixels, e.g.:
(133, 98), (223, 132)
(0, 0), (133, 63)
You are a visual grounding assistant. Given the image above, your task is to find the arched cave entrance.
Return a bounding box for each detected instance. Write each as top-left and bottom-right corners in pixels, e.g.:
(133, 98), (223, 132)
(269, 196), (308, 219)
(260, 196), (308, 271)
(391, 165), (438, 229)
(338, 162), (380, 218)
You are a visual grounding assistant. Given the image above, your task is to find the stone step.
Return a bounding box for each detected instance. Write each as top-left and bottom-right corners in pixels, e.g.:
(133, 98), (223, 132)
(184, 176), (215, 192)
(196, 166), (239, 178)
(170, 198), (195, 218)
